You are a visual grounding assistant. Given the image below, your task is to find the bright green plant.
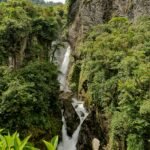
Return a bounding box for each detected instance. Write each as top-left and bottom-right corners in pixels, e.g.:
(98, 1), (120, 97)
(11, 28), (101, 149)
(0, 130), (38, 150)
(43, 136), (58, 150)
(0, 130), (59, 150)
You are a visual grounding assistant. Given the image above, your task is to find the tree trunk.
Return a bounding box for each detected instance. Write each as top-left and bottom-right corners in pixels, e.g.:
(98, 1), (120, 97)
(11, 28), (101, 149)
(8, 56), (15, 69)
(15, 37), (28, 68)
(19, 37), (28, 67)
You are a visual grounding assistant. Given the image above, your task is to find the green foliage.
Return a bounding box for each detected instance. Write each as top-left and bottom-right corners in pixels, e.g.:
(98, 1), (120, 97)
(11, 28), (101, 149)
(127, 134), (144, 150)
(0, 130), (58, 150)
(0, 0), (65, 67)
(68, 62), (81, 92)
(0, 131), (37, 150)
(71, 16), (150, 149)
(140, 100), (150, 115)
(43, 136), (58, 150)
(0, 0), (66, 147)
(0, 62), (61, 142)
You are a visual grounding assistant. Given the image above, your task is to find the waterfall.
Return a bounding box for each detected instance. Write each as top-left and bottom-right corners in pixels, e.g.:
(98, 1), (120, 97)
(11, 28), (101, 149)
(58, 98), (89, 150)
(58, 46), (71, 91)
(58, 46), (89, 150)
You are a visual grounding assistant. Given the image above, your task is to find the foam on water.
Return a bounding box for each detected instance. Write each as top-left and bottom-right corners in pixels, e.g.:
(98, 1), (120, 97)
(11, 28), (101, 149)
(57, 98), (89, 150)
(57, 46), (89, 150)
(58, 46), (71, 91)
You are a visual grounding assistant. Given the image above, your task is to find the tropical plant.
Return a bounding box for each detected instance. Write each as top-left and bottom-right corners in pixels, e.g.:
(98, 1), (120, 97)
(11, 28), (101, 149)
(43, 136), (58, 150)
(0, 130), (37, 150)
(0, 130), (58, 150)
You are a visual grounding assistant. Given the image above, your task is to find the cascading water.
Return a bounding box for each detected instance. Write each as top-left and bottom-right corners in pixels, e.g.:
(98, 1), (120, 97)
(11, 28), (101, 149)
(58, 98), (89, 150)
(58, 46), (71, 91)
(58, 46), (89, 150)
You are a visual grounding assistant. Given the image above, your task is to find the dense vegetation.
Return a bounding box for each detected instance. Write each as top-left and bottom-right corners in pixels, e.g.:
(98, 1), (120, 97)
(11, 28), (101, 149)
(0, 0), (67, 146)
(0, 0), (66, 68)
(0, 129), (58, 150)
(0, 0), (149, 149)
(69, 17), (150, 149)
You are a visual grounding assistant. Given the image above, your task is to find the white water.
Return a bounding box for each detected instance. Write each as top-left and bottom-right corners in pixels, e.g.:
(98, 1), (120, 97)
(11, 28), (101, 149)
(58, 46), (71, 91)
(58, 98), (89, 150)
(58, 46), (89, 150)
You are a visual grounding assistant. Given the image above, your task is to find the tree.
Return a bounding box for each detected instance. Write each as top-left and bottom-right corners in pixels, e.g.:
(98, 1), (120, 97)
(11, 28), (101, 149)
(0, 62), (61, 140)
(0, 0), (64, 68)
(69, 16), (150, 149)
(0, 0), (66, 145)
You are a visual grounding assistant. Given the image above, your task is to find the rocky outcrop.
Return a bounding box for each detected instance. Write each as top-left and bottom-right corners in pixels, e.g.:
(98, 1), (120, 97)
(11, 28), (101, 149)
(60, 92), (80, 137)
(92, 138), (100, 150)
(68, 0), (150, 49)
(77, 108), (108, 150)
(59, 92), (107, 149)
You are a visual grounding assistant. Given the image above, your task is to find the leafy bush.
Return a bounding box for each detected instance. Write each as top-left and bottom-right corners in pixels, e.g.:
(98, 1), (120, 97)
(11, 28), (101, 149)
(0, 62), (61, 140)
(70, 16), (150, 149)
(127, 134), (144, 150)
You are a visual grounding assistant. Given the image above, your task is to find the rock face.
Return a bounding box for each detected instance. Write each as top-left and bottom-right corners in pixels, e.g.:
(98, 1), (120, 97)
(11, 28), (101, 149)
(77, 108), (108, 150)
(68, 0), (150, 49)
(59, 92), (107, 150)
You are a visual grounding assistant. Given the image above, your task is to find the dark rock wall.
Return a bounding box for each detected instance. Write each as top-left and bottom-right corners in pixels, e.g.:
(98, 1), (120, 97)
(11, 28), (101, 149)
(68, 0), (150, 49)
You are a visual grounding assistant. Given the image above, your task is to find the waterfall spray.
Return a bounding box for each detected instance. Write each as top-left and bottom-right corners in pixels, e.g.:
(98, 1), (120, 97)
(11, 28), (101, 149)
(58, 46), (89, 150)
(58, 46), (71, 91)
(58, 98), (89, 150)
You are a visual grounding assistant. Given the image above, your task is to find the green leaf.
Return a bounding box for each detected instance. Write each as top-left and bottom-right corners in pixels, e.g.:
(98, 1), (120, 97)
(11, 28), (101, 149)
(50, 136), (58, 149)
(43, 140), (55, 150)
(20, 135), (31, 149)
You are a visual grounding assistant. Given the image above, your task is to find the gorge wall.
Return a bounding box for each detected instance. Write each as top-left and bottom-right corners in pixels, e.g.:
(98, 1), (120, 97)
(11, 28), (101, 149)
(67, 0), (150, 150)
(68, 0), (150, 49)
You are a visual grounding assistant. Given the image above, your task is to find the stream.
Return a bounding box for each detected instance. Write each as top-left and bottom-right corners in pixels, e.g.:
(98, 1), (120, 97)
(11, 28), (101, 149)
(58, 46), (71, 92)
(57, 46), (89, 150)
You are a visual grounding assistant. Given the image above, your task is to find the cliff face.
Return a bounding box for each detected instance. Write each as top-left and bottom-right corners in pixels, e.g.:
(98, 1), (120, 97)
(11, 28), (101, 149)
(68, 0), (150, 49)
(68, 1), (150, 150)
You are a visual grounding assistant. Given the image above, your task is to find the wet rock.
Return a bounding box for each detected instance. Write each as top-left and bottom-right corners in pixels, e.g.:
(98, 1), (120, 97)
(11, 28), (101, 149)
(92, 138), (100, 150)
(59, 92), (80, 137)
(59, 91), (73, 100)
(76, 108), (108, 150)
(59, 92), (107, 149)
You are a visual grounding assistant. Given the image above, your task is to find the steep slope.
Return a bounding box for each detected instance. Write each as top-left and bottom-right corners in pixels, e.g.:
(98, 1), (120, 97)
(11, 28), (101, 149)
(68, 0), (150, 150)
(68, 0), (150, 49)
